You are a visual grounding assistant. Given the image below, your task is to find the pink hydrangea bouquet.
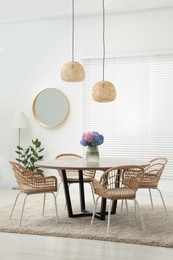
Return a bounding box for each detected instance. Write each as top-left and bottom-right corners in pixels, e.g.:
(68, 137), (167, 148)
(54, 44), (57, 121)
(80, 131), (104, 147)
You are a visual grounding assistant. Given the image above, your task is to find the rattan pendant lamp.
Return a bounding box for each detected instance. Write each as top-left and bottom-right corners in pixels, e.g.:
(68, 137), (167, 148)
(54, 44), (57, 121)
(61, 0), (85, 82)
(92, 0), (116, 102)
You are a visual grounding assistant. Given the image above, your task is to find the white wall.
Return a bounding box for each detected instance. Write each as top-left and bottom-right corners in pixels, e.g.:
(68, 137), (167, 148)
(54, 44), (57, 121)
(0, 7), (173, 188)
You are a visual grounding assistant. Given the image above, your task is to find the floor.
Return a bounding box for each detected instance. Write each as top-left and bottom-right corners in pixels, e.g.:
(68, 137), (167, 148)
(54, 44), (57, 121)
(0, 187), (173, 260)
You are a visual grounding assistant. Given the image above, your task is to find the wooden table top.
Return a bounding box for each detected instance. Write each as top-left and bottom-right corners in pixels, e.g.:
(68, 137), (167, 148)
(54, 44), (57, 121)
(35, 157), (149, 171)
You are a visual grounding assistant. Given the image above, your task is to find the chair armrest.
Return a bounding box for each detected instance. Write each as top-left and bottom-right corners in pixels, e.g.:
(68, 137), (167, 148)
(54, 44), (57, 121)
(142, 173), (158, 182)
(92, 178), (106, 194)
(83, 169), (96, 178)
(33, 175), (57, 184)
(28, 176), (58, 191)
(32, 172), (44, 178)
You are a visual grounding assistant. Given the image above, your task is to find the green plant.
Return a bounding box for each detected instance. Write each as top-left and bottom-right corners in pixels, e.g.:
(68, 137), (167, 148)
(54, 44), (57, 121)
(15, 138), (44, 172)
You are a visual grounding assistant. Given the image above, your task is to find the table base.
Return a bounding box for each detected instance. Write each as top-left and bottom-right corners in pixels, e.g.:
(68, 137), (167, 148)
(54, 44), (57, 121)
(61, 169), (118, 221)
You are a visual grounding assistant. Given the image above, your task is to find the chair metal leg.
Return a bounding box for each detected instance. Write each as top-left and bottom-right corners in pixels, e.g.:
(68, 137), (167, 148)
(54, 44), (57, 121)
(9, 192), (22, 220)
(107, 200), (112, 236)
(56, 182), (62, 198)
(125, 199), (130, 222)
(52, 192), (59, 221)
(120, 199), (124, 211)
(148, 188), (154, 210)
(89, 183), (95, 204)
(90, 195), (100, 226)
(157, 188), (168, 215)
(134, 199), (145, 230)
(134, 199), (137, 218)
(42, 193), (46, 216)
(11, 191), (59, 226)
(19, 194), (28, 227)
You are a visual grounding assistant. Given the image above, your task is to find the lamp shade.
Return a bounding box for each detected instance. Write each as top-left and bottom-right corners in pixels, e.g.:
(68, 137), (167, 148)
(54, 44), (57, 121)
(92, 81), (117, 102)
(60, 0), (85, 83)
(61, 61), (85, 82)
(12, 112), (28, 128)
(91, 0), (117, 103)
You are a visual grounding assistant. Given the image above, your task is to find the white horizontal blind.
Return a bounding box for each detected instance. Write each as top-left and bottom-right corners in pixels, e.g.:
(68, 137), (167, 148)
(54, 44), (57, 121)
(82, 54), (173, 178)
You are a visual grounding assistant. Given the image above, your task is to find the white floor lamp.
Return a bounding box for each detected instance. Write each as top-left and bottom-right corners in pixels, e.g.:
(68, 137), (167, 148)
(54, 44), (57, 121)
(12, 112), (28, 189)
(12, 112), (28, 150)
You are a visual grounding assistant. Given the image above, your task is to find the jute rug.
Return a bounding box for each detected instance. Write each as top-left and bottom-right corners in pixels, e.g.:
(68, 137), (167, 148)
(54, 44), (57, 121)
(0, 195), (173, 248)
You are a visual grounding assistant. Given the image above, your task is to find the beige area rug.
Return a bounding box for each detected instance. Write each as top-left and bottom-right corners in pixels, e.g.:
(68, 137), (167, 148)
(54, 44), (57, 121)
(0, 194), (173, 248)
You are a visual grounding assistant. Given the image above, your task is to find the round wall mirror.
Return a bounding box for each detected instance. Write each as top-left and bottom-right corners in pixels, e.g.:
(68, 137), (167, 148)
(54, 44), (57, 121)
(32, 88), (70, 128)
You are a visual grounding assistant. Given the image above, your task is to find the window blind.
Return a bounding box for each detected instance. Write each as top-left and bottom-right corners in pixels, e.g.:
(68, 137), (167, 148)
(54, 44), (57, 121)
(82, 54), (173, 178)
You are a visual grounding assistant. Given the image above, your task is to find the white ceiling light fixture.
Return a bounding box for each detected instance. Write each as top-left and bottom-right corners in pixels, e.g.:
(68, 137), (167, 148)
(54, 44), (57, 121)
(61, 0), (85, 82)
(92, 0), (117, 103)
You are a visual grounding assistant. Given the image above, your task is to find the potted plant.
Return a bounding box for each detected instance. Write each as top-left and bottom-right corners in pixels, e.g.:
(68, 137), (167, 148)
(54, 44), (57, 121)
(15, 138), (44, 172)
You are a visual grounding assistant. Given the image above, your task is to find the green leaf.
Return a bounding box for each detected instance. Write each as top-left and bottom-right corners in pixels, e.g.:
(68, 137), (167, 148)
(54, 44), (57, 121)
(36, 168), (43, 172)
(16, 146), (23, 150)
(30, 157), (36, 163)
(36, 141), (41, 148)
(23, 159), (28, 164)
(15, 151), (22, 155)
(16, 158), (23, 163)
(25, 148), (29, 154)
(30, 146), (35, 153)
(38, 148), (44, 152)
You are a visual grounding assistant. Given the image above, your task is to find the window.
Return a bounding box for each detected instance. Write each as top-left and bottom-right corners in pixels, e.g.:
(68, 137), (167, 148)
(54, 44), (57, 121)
(82, 54), (173, 178)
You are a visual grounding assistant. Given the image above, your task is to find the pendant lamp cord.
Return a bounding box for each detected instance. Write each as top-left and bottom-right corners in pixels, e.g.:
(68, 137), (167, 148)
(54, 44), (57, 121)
(102, 0), (105, 81)
(72, 0), (75, 62)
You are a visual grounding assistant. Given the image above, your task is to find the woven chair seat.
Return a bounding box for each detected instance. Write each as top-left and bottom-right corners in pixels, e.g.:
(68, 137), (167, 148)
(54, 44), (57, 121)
(99, 187), (136, 200)
(92, 179), (136, 200)
(66, 174), (93, 183)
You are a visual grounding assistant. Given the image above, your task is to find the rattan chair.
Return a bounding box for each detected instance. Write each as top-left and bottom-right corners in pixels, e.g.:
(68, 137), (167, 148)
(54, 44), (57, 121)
(90, 165), (145, 235)
(138, 157), (168, 215)
(55, 153), (96, 203)
(9, 161), (59, 226)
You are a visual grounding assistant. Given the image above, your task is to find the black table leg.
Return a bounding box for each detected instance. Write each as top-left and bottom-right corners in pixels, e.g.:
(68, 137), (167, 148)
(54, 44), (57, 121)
(111, 200), (117, 214)
(94, 198), (117, 220)
(78, 169), (86, 212)
(99, 197), (107, 220)
(61, 168), (117, 219)
(61, 169), (90, 218)
(61, 169), (73, 217)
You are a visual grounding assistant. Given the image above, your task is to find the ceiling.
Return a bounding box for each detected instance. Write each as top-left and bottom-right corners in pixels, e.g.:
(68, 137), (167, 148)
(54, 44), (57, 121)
(0, 0), (173, 24)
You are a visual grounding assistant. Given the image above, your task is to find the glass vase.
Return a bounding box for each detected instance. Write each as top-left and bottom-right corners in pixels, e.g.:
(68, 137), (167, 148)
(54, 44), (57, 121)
(86, 145), (100, 163)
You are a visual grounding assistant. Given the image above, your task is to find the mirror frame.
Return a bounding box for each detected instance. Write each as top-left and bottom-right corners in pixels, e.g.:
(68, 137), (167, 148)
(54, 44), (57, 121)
(32, 88), (70, 128)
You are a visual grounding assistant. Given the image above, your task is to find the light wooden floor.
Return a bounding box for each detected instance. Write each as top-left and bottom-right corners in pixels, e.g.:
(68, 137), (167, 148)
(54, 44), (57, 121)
(0, 187), (173, 260)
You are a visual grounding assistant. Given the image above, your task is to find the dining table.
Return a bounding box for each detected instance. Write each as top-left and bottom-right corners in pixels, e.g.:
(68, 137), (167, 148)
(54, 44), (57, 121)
(35, 157), (149, 220)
